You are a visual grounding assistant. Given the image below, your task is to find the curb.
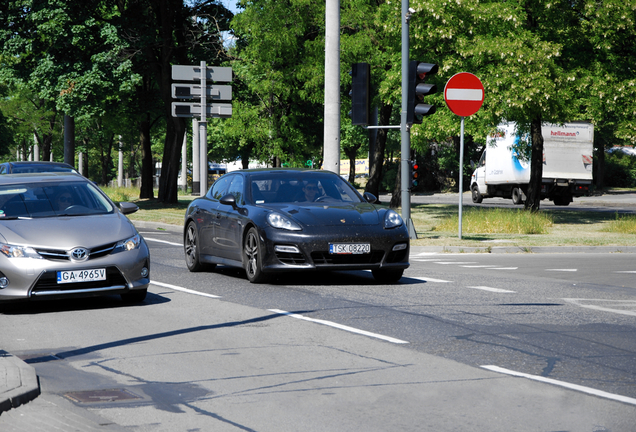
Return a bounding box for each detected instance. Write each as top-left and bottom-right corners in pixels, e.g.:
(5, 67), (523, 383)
(0, 351), (40, 414)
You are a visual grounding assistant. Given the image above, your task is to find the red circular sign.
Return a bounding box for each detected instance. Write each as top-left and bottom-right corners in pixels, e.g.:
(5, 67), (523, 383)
(444, 73), (484, 117)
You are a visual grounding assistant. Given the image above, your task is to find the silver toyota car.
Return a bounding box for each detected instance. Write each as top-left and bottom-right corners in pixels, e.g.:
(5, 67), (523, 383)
(0, 173), (150, 303)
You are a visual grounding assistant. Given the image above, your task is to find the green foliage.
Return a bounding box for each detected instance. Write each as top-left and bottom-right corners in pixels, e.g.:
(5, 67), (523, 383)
(433, 207), (554, 235)
(604, 152), (636, 188)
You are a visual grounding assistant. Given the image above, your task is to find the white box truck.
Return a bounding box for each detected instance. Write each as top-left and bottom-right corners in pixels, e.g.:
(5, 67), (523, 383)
(470, 122), (594, 206)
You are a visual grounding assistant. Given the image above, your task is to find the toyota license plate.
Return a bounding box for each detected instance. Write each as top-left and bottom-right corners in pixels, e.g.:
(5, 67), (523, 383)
(329, 243), (370, 254)
(57, 269), (106, 284)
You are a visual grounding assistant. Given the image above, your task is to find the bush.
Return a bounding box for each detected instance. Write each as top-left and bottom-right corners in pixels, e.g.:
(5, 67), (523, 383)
(604, 153), (636, 187)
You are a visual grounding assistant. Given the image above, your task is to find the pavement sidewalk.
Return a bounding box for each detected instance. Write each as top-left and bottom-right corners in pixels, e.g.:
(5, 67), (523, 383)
(0, 350), (40, 414)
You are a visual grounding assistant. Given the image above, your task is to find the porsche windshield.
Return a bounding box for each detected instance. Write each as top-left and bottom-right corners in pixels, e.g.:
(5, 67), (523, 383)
(0, 181), (114, 218)
(249, 172), (363, 204)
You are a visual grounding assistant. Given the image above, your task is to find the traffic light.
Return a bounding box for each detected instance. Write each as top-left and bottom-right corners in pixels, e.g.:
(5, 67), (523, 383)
(409, 160), (419, 190)
(350, 63), (370, 126)
(407, 61), (438, 125)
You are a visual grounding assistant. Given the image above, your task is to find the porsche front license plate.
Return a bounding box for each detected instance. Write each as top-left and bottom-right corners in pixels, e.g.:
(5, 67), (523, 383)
(329, 243), (371, 254)
(57, 269), (106, 284)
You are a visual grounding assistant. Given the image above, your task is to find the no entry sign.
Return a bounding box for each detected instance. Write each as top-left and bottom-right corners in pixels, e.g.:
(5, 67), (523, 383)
(444, 73), (484, 117)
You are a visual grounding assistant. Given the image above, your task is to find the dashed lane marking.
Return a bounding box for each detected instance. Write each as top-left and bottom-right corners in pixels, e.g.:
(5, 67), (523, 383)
(150, 280), (221, 298)
(144, 237), (182, 246)
(546, 269), (578, 272)
(481, 365), (636, 406)
(410, 276), (453, 283)
(269, 309), (409, 344)
(563, 298), (636, 317)
(467, 286), (516, 293)
(485, 267), (518, 270)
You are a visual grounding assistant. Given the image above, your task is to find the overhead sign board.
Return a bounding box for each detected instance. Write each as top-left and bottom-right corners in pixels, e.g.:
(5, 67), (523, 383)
(171, 102), (232, 118)
(444, 72), (484, 117)
(171, 65), (233, 82)
(171, 84), (232, 100)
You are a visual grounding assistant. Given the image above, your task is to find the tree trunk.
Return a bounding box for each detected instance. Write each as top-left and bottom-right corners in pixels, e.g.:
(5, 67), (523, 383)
(364, 103), (392, 202)
(524, 117), (544, 212)
(139, 116), (154, 199)
(389, 161), (401, 208)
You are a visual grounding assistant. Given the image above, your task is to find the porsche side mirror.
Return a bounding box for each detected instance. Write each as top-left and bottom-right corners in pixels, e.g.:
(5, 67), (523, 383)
(363, 192), (377, 204)
(220, 193), (237, 208)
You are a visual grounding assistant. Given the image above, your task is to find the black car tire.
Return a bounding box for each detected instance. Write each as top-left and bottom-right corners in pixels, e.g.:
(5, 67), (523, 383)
(511, 188), (523, 205)
(372, 269), (404, 284)
(185, 221), (215, 272)
(121, 288), (147, 303)
(471, 186), (483, 204)
(244, 227), (269, 283)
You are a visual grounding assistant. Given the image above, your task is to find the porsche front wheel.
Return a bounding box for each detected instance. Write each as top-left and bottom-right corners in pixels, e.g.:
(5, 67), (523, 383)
(244, 227), (269, 283)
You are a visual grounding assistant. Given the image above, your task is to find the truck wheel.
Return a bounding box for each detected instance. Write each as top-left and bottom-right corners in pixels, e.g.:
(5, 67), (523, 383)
(471, 186), (483, 204)
(511, 188), (523, 205)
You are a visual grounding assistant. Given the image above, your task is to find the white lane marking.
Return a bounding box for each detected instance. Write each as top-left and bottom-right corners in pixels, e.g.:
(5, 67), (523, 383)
(150, 280), (221, 298)
(467, 286), (516, 293)
(563, 298), (636, 317)
(411, 258), (446, 262)
(411, 277), (453, 283)
(486, 267), (518, 270)
(546, 269), (578, 272)
(269, 309), (409, 344)
(615, 271), (636, 273)
(461, 265), (498, 268)
(435, 262), (477, 265)
(481, 365), (636, 406)
(144, 237), (183, 246)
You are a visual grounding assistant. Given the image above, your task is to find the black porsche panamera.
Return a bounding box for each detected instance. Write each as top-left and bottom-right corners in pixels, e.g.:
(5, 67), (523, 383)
(183, 168), (410, 283)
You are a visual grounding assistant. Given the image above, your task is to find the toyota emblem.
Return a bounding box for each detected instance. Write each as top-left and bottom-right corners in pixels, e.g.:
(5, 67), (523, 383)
(70, 247), (89, 262)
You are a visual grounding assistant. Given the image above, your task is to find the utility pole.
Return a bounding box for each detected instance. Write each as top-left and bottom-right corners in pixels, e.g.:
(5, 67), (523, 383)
(323, 0), (340, 174)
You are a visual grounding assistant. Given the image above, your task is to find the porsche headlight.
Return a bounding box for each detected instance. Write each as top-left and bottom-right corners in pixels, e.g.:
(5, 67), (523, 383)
(115, 234), (142, 251)
(0, 244), (42, 259)
(267, 213), (301, 231)
(384, 209), (404, 229)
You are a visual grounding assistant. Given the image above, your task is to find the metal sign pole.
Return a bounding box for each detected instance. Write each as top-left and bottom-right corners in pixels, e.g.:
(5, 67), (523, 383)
(458, 116), (465, 239)
(199, 61), (208, 195)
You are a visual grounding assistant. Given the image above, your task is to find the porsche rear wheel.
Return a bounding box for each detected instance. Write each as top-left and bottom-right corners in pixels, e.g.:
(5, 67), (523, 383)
(244, 227), (269, 283)
(372, 269), (404, 284)
(185, 221), (215, 272)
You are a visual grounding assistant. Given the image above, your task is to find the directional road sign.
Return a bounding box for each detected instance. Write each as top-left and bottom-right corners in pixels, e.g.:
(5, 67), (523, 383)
(444, 72), (484, 117)
(171, 102), (232, 118)
(171, 65), (233, 82)
(171, 84), (232, 100)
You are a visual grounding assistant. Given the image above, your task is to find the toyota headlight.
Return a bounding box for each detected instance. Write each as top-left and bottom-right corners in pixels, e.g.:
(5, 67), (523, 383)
(0, 244), (42, 259)
(267, 213), (301, 231)
(115, 234), (142, 251)
(384, 209), (404, 229)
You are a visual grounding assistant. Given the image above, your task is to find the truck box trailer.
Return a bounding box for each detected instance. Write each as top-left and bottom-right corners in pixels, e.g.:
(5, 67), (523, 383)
(470, 122), (594, 206)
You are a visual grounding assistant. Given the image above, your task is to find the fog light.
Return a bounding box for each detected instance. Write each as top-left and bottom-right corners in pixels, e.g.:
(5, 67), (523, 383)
(0, 276), (9, 288)
(141, 267), (149, 278)
(392, 243), (407, 252)
(274, 245), (300, 254)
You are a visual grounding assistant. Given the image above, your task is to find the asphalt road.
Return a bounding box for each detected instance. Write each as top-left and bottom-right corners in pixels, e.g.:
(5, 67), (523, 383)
(399, 190), (636, 213)
(1, 221), (635, 430)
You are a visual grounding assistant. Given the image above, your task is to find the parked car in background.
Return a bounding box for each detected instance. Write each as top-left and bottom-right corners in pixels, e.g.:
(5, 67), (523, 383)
(184, 168), (410, 283)
(0, 173), (150, 303)
(0, 161), (78, 175)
